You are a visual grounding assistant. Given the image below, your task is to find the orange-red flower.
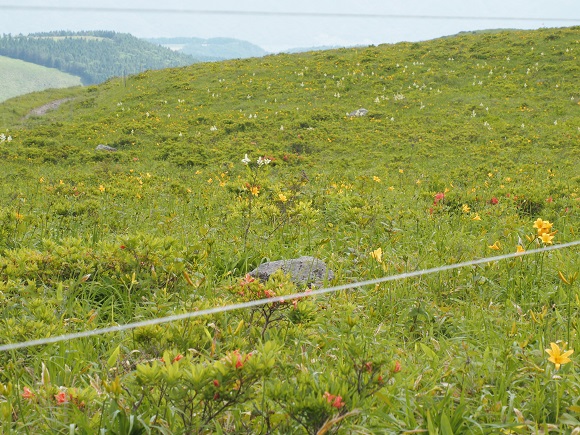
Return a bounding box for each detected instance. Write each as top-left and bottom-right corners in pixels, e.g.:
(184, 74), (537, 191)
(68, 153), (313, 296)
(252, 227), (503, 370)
(433, 192), (445, 205)
(323, 391), (345, 408)
(54, 391), (68, 404)
(22, 387), (34, 400)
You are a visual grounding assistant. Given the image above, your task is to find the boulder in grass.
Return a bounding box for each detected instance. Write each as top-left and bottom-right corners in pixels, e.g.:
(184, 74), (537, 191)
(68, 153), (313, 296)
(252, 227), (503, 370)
(95, 144), (117, 151)
(249, 256), (334, 288)
(347, 108), (368, 117)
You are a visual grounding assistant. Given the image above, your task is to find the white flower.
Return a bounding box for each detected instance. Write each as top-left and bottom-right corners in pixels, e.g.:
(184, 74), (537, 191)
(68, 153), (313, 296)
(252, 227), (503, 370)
(7, 136), (12, 142)
(280, 125), (284, 130)
(257, 156), (271, 166)
(242, 154), (251, 165)
(210, 125), (218, 131)
(0, 134), (5, 142)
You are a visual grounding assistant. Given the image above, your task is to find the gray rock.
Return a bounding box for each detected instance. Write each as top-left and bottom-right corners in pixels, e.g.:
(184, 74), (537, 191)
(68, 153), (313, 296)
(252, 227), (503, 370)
(347, 108), (368, 117)
(249, 256), (334, 288)
(95, 144), (117, 152)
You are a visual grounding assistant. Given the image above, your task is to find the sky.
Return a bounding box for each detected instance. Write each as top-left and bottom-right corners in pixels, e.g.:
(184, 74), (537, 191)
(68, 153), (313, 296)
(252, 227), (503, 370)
(1, 1), (580, 52)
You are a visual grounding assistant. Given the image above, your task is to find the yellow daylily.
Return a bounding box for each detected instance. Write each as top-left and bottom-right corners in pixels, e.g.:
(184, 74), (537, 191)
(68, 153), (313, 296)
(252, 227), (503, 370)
(540, 232), (554, 245)
(545, 342), (573, 370)
(370, 247), (383, 263)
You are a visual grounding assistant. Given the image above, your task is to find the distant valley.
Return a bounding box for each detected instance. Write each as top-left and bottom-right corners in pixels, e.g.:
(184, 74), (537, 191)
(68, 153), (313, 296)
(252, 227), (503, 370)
(145, 37), (268, 62)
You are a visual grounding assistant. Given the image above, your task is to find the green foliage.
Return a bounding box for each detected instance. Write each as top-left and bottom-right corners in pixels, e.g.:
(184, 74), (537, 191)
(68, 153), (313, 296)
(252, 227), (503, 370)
(0, 31), (196, 85)
(0, 26), (579, 433)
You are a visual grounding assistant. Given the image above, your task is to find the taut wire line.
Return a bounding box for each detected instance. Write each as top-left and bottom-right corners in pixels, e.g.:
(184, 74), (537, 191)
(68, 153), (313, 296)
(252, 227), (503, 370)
(0, 240), (578, 352)
(0, 6), (578, 22)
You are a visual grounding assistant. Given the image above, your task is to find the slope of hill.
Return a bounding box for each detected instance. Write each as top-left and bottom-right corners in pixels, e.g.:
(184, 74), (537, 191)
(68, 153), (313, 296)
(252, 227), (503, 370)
(0, 31), (197, 85)
(0, 55), (82, 102)
(0, 26), (579, 433)
(147, 36), (268, 61)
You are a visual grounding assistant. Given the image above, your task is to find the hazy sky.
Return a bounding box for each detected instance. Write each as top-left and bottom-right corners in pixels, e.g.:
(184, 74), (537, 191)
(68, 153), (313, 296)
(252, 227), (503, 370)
(1, 1), (580, 52)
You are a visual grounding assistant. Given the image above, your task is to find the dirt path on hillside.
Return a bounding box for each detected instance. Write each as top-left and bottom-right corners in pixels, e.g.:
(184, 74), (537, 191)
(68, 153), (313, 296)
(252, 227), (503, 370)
(25, 98), (75, 118)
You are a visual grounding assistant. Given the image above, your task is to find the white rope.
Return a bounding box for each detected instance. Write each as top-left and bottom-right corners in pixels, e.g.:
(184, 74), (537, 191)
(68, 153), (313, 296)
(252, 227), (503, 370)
(0, 240), (578, 352)
(0, 6), (578, 22)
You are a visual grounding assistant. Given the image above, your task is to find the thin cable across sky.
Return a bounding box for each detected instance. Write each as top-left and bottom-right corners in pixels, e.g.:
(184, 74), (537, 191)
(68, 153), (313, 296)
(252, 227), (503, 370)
(0, 5), (579, 22)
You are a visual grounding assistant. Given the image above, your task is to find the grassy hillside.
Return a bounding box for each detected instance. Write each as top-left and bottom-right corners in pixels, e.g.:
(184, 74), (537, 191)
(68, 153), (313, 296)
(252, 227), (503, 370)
(0, 26), (579, 433)
(0, 55), (81, 103)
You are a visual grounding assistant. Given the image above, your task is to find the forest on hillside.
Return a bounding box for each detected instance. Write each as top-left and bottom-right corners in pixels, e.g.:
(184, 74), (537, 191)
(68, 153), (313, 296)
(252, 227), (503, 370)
(0, 30), (197, 84)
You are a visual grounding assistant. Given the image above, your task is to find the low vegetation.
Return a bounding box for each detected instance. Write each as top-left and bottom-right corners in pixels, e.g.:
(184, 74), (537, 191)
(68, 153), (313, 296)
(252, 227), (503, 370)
(0, 25), (578, 433)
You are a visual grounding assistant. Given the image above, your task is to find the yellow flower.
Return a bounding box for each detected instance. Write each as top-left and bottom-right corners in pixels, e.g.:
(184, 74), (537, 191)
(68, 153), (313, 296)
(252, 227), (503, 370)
(488, 241), (501, 250)
(462, 204), (471, 213)
(99, 185), (105, 192)
(545, 342), (573, 370)
(471, 214), (481, 221)
(370, 247), (383, 263)
(388, 186), (395, 191)
(533, 218), (544, 231)
(533, 218), (553, 235)
(540, 232), (554, 244)
(250, 186), (260, 196)
(516, 245), (525, 253)
(373, 176), (381, 183)
(278, 193), (287, 202)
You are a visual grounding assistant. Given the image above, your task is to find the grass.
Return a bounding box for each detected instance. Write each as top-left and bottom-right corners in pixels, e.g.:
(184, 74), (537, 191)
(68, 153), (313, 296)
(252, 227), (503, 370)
(0, 55), (82, 103)
(0, 26), (578, 433)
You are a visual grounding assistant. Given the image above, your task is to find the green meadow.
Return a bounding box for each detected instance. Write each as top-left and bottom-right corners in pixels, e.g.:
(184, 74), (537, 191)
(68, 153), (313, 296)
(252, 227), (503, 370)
(0, 56), (82, 103)
(0, 26), (579, 433)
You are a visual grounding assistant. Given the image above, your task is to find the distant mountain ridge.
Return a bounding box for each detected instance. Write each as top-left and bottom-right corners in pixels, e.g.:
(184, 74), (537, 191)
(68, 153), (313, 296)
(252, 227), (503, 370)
(146, 37), (268, 61)
(0, 31), (197, 84)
